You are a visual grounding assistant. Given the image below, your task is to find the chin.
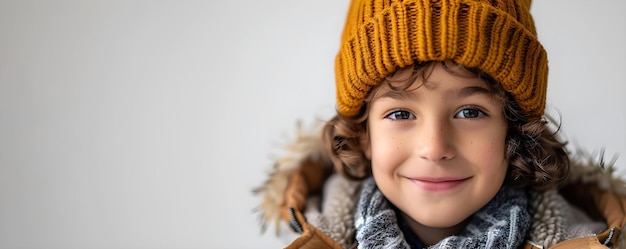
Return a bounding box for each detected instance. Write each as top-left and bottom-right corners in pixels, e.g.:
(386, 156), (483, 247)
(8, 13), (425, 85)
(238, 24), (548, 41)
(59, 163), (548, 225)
(412, 213), (469, 229)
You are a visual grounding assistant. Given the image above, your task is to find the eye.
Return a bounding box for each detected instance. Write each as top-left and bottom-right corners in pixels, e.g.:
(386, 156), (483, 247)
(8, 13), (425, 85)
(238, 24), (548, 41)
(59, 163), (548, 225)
(385, 110), (415, 120)
(454, 107), (486, 119)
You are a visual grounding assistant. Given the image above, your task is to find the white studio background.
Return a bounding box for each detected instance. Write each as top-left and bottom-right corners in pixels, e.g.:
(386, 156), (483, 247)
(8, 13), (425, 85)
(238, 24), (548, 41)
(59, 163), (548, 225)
(0, 1), (624, 249)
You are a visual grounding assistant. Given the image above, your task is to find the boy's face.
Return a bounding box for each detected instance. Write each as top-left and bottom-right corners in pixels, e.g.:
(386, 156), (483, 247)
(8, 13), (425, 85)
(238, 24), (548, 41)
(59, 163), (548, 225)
(366, 62), (508, 237)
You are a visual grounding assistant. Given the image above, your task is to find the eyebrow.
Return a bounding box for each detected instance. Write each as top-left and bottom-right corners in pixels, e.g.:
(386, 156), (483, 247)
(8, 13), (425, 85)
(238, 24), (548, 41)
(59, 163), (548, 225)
(456, 86), (493, 98)
(375, 89), (417, 101)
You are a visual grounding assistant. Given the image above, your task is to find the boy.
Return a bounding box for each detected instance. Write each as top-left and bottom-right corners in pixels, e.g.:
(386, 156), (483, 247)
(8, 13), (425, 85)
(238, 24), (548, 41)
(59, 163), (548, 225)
(256, 0), (626, 248)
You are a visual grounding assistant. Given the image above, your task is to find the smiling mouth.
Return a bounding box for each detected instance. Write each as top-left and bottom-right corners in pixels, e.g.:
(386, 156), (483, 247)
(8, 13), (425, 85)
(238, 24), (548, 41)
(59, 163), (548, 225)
(408, 177), (471, 191)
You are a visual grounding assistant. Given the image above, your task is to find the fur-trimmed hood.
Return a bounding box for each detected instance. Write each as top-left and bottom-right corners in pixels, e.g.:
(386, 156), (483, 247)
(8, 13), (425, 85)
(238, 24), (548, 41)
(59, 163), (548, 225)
(254, 122), (626, 248)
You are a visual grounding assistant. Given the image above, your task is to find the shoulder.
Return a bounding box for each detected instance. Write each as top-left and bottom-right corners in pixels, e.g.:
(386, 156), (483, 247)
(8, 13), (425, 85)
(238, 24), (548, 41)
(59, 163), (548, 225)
(526, 154), (626, 248)
(280, 174), (361, 249)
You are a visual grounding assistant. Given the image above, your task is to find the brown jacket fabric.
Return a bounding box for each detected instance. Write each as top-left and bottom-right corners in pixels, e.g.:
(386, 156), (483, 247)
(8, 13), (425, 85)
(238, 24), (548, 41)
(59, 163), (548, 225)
(254, 126), (626, 248)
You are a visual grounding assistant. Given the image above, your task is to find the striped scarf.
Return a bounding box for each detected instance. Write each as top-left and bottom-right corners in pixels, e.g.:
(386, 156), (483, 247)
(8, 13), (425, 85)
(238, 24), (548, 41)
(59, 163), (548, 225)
(354, 178), (529, 249)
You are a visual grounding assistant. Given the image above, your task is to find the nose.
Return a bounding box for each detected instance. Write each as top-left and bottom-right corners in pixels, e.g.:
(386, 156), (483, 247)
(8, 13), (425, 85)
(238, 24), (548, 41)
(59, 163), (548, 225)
(416, 119), (456, 162)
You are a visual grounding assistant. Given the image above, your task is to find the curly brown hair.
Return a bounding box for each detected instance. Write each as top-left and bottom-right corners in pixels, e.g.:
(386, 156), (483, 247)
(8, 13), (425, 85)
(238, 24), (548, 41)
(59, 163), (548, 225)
(323, 61), (569, 190)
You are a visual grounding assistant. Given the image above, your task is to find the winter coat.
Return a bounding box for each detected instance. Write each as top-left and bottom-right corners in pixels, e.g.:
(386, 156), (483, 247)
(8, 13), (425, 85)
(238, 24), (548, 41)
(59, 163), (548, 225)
(255, 125), (626, 248)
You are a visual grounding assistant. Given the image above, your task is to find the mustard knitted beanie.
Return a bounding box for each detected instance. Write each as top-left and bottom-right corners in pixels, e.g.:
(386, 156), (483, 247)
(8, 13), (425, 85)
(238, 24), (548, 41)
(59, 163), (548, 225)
(335, 0), (548, 119)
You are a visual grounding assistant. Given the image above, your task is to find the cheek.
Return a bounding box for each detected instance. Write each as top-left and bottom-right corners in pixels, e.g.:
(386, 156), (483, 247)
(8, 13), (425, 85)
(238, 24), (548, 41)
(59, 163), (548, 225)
(369, 134), (403, 172)
(472, 129), (508, 174)
(371, 136), (408, 177)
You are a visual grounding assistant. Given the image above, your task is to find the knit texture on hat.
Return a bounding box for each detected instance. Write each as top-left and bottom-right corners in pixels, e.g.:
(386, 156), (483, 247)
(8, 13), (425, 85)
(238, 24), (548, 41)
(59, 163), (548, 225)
(335, 0), (548, 119)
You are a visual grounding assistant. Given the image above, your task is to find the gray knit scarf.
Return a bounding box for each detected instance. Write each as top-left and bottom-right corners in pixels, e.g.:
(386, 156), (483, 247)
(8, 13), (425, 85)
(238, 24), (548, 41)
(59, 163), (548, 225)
(355, 178), (529, 249)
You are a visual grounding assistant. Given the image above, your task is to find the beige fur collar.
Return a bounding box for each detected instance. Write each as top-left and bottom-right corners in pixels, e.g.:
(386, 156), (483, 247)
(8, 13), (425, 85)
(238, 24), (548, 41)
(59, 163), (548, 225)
(253, 121), (330, 234)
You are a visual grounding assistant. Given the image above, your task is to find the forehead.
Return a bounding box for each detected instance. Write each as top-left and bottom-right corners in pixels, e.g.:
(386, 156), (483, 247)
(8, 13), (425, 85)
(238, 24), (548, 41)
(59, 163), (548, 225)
(369, 62), (495, 101)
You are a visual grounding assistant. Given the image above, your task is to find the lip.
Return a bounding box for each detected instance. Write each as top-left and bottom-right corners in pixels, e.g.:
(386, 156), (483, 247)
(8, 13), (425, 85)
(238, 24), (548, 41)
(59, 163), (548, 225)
(407, 176), (471, 191)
